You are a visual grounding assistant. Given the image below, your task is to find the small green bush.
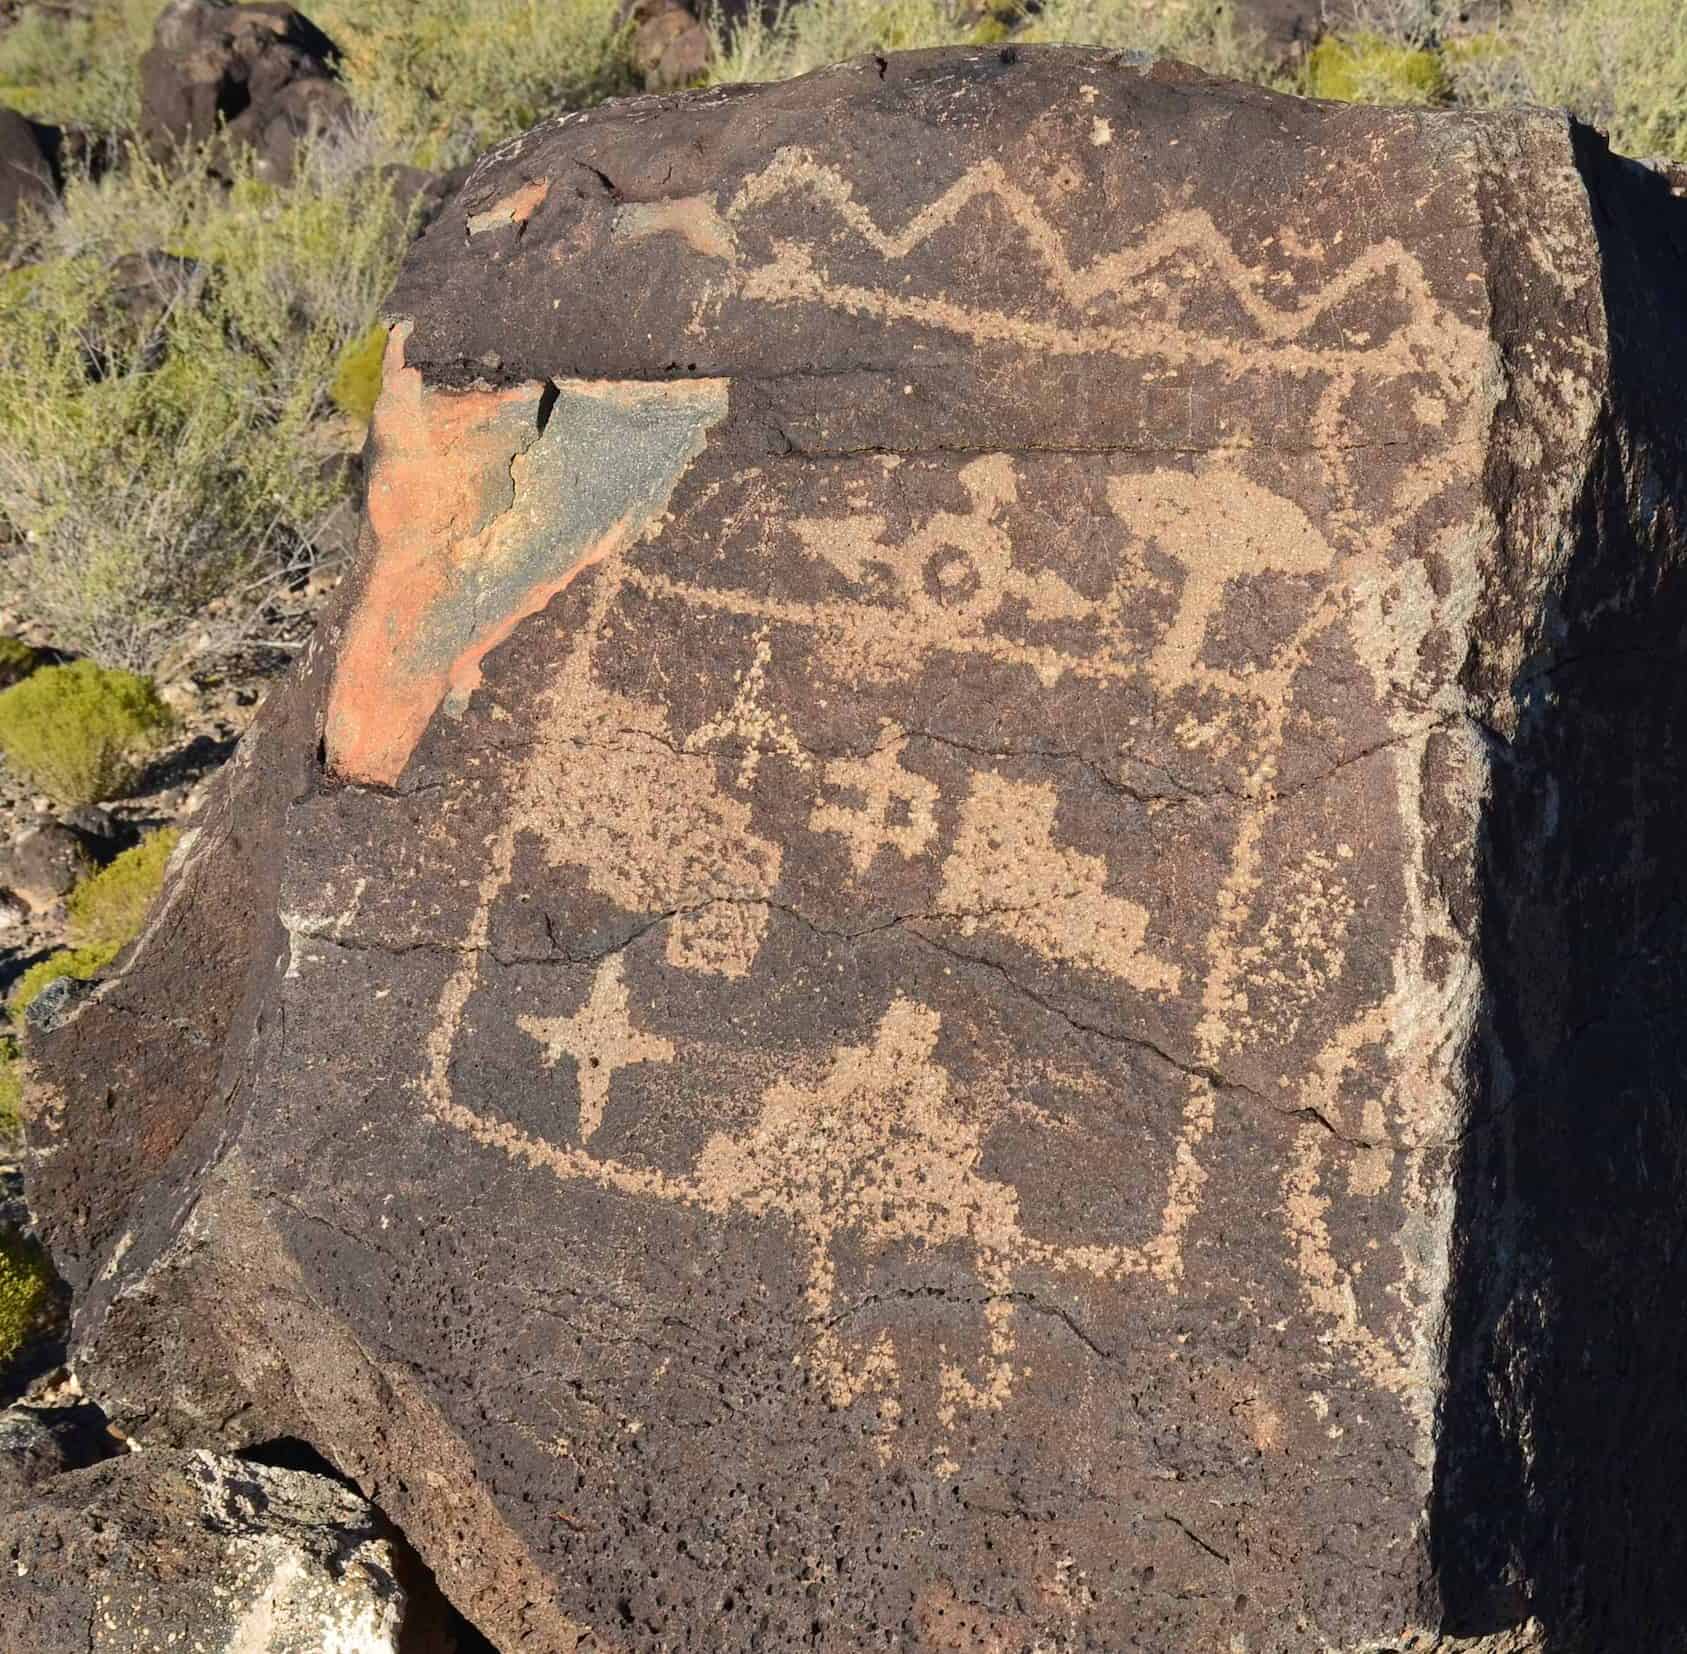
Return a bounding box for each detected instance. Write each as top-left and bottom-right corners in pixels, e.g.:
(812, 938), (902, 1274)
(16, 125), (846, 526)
(0, 1225), (54, 1368)
(0, 0), (164, 133)
(0, 660), (174, 805)
(330, 322), (389, 422)
(320, 0), (636, 168)
(66, 827), (180, 950)
(1304, 31), (1450, 104)
(8, 942), (123, 1030)
(0, 141), (407, 672)
(0, 1035), (21, 1148)
(1467, 0), (1687, 162)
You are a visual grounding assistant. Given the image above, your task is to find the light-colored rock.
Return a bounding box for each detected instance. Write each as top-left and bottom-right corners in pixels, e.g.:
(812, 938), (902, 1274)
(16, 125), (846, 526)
(0, 1448), (447, 1652)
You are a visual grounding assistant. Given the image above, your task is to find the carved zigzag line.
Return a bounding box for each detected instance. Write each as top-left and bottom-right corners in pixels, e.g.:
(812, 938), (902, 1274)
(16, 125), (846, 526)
(726, 148), (1450, 349)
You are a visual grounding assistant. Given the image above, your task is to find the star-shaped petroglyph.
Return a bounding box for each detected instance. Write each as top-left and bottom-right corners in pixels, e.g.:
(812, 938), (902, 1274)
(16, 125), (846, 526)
(809, 725), (940, 875)
(518, 957), (675, 1143)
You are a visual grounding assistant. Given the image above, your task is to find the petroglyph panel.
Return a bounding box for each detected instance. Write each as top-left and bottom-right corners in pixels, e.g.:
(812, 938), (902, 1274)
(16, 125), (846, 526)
(311, 118), (1498, 1641)
(48, 49), (1681, 1654)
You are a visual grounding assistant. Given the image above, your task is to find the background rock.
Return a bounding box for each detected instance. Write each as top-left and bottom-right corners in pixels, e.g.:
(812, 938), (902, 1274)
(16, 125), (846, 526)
(0, 1399), (121, 1510)
(138, 0), (352, 181)
(0, 1447), (454, 1653)
(0, 104), (59, 236)
(623, 0), (713, 90)
(0, 822), (93, 910)
(22, 46), (1687, 1653)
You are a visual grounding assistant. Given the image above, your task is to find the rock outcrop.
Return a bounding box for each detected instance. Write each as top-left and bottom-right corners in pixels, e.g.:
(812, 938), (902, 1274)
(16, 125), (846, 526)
(0, 1446), (455, 1652)
(0, 1400), (121, 1506)
(21, 47), (1687, 1652)
(138, 0), (352, 181)
(0, 105), (59, 235)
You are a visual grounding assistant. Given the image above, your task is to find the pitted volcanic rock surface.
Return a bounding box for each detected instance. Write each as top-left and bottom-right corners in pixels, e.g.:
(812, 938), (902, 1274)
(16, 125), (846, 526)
(22, 47), (1687, 1653)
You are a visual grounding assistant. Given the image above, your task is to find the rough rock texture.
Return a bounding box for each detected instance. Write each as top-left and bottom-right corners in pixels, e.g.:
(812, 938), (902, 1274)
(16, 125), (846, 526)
(0, 104), (58, 235)
(0, 821), (94, 911)
(22, 48), (1687, 1653)
(0, 1447), (450, 1653)
(138, 0), (351, 181)
(0, 1400), (121, 1508)
(623, 0), (714, 92)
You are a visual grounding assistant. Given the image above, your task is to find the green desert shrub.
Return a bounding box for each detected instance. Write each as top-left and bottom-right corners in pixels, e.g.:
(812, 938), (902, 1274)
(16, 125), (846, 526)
(1021, 0), (1274, 79)
(1304, 32), (1450, 104)
(319, 0), (636, 168)
(1460, 0), (1687, 161)
(709, 0), (1275, 90)
(65, 827), (180, 949)
(0, 1035), (21, 1148)
(708, 0), (969, 83)
(0, 1225), (54, 1367)
(0, 660), (174, 805)
(8, 942), (123, 1029)
(0, 141), (406, 672)
(330, 322), (389, 422)
(0, 0), (164, 132)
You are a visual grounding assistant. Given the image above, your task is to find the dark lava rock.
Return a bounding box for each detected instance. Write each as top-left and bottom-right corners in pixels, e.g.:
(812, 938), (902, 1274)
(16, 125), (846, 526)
(623, 0), (714, 91)
(0, 822), (93, 911)
(23, 47), (1687, 1653)
(0, 809), (137, 912)
(0, 1400), (121, 1510)
(138, 0), (352, 183)
(379, 162), (473, 239)
(0, 105), (59, 236)
(0, 1448), (453, 1652)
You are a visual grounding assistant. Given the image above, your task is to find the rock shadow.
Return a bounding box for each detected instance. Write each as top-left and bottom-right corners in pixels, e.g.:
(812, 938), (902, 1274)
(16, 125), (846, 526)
(1431, 131), (1687, 1647)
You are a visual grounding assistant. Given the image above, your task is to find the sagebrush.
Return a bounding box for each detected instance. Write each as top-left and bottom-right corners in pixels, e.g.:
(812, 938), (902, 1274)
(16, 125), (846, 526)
(0, 1223), (54, 1367)
(0, 138), (408, 672)
(0, 1034), (20, 1149)
(0, 659), (174, 804)
(66, 827), (181, 949)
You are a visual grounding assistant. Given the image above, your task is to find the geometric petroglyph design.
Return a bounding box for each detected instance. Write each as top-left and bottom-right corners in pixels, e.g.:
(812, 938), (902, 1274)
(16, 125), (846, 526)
(527, 688), (784, 978)
(937, 771), (1181, 994)
(809, 725), (940, 875)
(794, 453), (1091, 637)
(518, 957), (675, 1143)
(411, 148), (1493, 1431)
(684, 998), (1147, 1437)
(686, 625), (811, 790)
(620, 146), (1489, 461)
(628, 451), (1345, 795)
(434, 995), (1155, 1451)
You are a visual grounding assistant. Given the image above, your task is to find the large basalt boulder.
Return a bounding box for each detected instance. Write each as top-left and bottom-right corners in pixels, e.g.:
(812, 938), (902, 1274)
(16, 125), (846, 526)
(0, 105), (59, 236)
(0, 1447), (455, 1652)
(138, 0), (352, 182)
(21, 47), (1687, 1653)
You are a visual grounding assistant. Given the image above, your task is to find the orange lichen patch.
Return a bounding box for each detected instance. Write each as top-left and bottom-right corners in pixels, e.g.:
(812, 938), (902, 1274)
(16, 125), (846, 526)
(466, 177), (551, 235)
(324, 326), (726, 786)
